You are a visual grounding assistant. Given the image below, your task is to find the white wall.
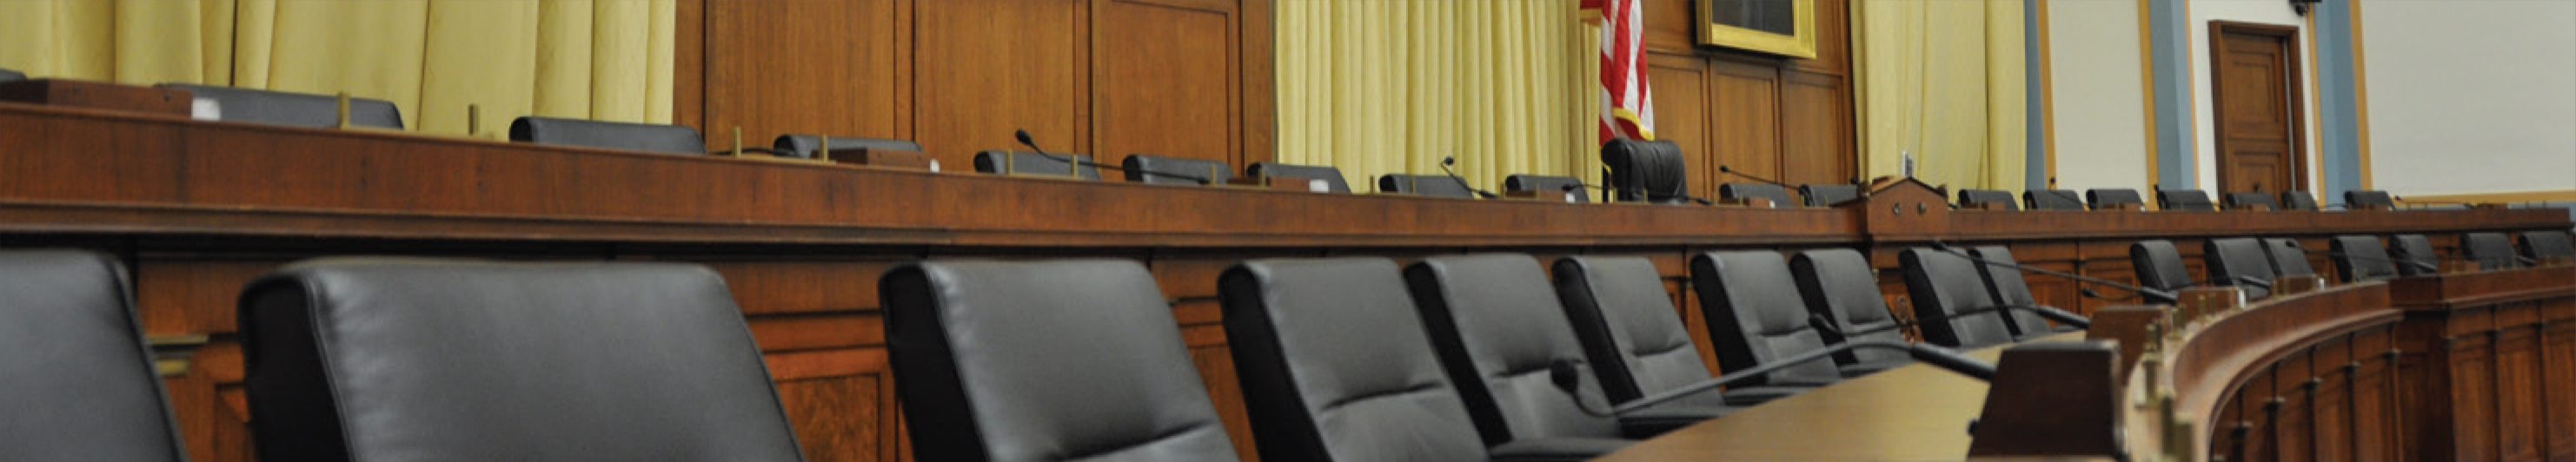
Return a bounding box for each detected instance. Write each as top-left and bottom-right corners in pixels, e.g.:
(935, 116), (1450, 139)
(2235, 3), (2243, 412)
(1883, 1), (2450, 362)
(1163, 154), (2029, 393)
(2046, 0), (2154, 193)
(2188, 0), (2322, 193)
(2361, 0), (2576, 196)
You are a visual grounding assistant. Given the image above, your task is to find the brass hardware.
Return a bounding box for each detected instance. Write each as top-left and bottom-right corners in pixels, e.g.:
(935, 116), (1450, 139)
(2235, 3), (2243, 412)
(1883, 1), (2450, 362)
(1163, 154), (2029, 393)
(467, 103), (481, 137)
(1004, 149), (1017, 175)
(1207, 164), (1225, 186)
(335, 92), (352, 129)
(146, 334), (209, 377)
(818, 136), (832, 162)
(731, 127), (744, 158)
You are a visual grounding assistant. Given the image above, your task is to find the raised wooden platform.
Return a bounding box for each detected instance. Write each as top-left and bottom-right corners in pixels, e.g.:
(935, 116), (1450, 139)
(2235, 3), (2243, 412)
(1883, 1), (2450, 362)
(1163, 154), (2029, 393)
(2, 102), (2568, 462)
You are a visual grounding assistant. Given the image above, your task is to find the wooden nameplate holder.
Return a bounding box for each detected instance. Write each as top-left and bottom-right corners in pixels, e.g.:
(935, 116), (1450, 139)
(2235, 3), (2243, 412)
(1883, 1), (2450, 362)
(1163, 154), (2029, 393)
(827, 148), (933, 170)
(0, 79), (193, 116)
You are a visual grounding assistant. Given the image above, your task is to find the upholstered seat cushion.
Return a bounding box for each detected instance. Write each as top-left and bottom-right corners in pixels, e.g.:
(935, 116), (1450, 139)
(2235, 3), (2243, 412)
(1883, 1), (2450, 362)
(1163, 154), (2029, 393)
(1, 250), (186, 462)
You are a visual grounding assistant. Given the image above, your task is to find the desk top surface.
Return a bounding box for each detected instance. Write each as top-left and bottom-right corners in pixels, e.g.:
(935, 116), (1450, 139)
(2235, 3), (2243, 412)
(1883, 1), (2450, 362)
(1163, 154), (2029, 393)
(1596, 335), (2075, 462)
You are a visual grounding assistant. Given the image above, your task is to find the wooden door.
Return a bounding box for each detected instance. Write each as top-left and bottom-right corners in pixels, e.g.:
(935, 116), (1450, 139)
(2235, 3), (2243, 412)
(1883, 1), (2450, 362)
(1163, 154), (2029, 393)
(2209, 22), (2307, 195)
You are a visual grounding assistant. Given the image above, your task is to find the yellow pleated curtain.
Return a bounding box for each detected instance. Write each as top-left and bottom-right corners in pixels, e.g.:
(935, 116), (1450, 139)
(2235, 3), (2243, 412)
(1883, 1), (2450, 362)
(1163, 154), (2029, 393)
(1851, 0), (2028, 191)
(0, 0), (674, 138)
(1276, 0), (1597, 193)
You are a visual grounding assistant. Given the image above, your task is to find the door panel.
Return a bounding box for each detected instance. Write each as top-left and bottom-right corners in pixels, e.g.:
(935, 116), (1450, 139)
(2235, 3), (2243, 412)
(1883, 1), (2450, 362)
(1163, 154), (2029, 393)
(2211, 23), (2307, 195)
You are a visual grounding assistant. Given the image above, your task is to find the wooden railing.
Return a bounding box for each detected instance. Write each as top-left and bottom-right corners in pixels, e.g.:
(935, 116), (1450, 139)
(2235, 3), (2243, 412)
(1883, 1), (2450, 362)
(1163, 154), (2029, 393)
(3, 100), (2570, 462)
(1974, 265), (2576, 461)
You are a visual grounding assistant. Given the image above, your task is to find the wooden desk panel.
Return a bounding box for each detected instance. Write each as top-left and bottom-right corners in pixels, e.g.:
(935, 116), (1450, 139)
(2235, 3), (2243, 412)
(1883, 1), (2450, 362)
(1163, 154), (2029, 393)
(1, 103), (2569, 462)
(1594, 338), (2048, 461)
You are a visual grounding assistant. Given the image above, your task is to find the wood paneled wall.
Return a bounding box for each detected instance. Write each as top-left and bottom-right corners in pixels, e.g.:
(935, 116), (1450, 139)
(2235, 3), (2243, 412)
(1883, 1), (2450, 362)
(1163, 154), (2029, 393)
(1641, 0), (1859, 201)
(675, 0), (1275, 173)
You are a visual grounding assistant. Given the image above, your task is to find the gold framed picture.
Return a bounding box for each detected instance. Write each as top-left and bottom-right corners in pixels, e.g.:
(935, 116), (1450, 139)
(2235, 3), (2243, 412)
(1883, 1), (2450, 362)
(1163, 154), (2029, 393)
(1697, 0), (1817, 58)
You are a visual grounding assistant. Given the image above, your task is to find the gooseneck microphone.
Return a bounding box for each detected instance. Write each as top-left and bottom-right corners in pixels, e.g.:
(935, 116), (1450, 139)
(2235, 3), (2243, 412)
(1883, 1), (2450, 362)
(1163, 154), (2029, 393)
(1718, 165), (1791, 188)
(1926, 241), (2175, 302)
(1550, 340), (1995, 417)
(1437, 156), (1501, 199)
(1012, 129), (1212, 185)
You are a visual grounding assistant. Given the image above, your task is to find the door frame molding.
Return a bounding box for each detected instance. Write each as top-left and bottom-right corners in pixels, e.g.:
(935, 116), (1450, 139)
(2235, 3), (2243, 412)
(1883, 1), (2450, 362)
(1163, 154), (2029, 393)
(2207, 20), (2310, 194)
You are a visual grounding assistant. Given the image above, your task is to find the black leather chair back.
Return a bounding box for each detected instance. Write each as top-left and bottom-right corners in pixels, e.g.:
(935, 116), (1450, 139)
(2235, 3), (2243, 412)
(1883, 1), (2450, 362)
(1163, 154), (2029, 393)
(510, 116), (707, 155)
(2389, 234), (2440, 276)
(2224, 192), (2280, 211)
(1718, 183), (1790, 208)
(1601, 139), (1689, 203)
(1246, 162), (1353, 194)
(1897, 248), (2019, 348)
(2526, 231), (2576, 261)
(1555, 256), (1717, 403)
(1504, 175), (1590, 203)
(973, 150), (1103, 180)
(772, 134), (921, 160)
(1966, 247), (2056, 338)
(2329, 235), (2399, 282)
(2460, 232), (2521, 270)
(2205, 238), (2277, 298)
(1957, 189), (2019, 210)
(2130, 241), (2192, 304)
(882, 260), (1239, 461)
(1121, 154), (1229, 185)
(2262, 238), (2317, 277)
(2346, 189), (2395, 209)
(0, 68), (23, 82)
(1378, 174), (1478, 198)
(1690, 251), (1842, 386)
(1799, 184), (1860, 207)
(1402, 254), (1622, 443)
(1218, 258), (1490, 461)
(2087, 188), (2145, 209)
(0, 251), (187, 462)
(2025, 189), (2087, 210)
(1788, 249), (1911, 372)
(2280, 191), (2320, 210)
(163, 83), (404, 129)
(2158, 189), (2216, 211)
(240, 259), (803, 462)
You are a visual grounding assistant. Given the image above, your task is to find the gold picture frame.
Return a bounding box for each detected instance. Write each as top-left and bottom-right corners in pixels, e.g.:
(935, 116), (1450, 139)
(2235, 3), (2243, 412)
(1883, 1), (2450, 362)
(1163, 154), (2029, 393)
(1697, 0), (1817, 58)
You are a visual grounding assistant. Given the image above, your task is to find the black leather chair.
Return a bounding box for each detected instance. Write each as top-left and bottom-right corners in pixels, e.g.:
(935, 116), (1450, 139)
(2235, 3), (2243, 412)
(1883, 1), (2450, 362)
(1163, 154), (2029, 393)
(2346, 189), (2396, 209)
(509, 116), (707, 155)
(2525, 230), (2576, 261)
(1957, 189), (2018, 210)
(2224, 192), (2280, 211)
(1966, 247), (2075, 339)
(2087, 188), (2145, 210)
(1246, 162), (1353, 194)
(163, 83), (404, 129)
(772, 134), (921, 160)
(240, 259), (803, 462)
(1211, 258), (1597, 459)
(973, 150), (1103, 180)
(1689, 251), (1836, 404)
(0, 68), (26, 82)
(2261, 238), (2318, 278)
(1897, 248), (2021, 349)
(2460, 232), (2521, 270)
(2389, 234), (2440, 276)
(2280, 191), (2320, 211)
(1718, 183), (1790, 208)
(1788, 249), (1911, 377)
(1120, 154), (1229, 185)
(0, 250), (187, 462)
(1553, 256), (1726, 405)
(1223, 257), (1620, 461)
(1505, 175), (1590, 203)
(2205, 238), (2278, 298)
(1403, 254), (1642, 449)
(1600, 139), (1690, 204)
(2130, 241), (2193, 305)
(1379, 174), (1480, 198)
(1799, 184), (1860, 208)
(2328, 235), (2399, 282)
(2024, 189), (2087, 210)
(883, 260), (1240, 461)
(2157, 188), (2217, 211)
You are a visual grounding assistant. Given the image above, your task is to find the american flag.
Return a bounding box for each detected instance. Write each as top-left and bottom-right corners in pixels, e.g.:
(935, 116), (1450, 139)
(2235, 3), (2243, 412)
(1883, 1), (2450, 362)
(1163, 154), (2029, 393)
(1585, 0), (1655, 142)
